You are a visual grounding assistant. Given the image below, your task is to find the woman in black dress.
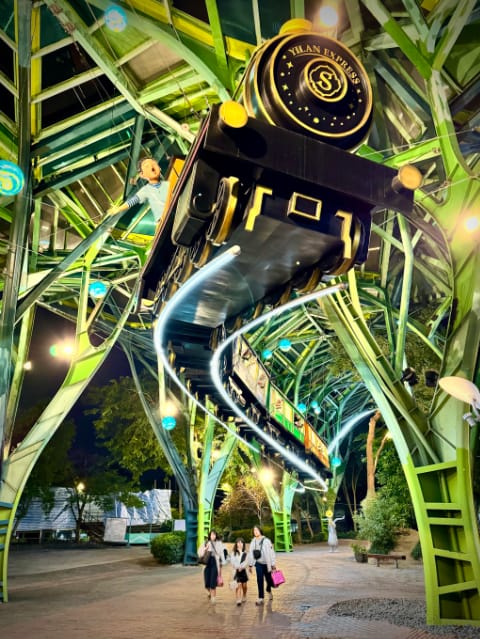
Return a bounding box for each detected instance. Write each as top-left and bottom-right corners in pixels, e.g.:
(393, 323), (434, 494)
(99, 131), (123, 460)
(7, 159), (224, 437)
(198, 529), (226, 604)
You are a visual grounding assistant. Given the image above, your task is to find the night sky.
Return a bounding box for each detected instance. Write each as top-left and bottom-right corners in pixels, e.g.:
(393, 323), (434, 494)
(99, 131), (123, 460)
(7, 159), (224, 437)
(19, 307), (130, 411)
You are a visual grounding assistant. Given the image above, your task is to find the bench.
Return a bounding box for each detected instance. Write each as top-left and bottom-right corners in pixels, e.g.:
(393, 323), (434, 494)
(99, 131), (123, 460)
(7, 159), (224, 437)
(367, 553), (406, 568)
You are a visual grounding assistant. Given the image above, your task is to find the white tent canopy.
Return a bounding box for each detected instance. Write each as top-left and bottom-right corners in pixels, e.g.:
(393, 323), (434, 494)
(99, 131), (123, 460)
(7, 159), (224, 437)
(16, 488), (171, 532)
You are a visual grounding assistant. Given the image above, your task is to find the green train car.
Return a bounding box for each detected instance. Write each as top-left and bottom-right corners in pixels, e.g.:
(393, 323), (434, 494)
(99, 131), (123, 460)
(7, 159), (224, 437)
(230, 336), (329, 470)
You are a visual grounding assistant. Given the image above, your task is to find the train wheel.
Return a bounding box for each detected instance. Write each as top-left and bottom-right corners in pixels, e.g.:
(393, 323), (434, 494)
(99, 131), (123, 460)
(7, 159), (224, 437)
(175, 248), (194, 283)
(224, 314), (243, 333)
(164, 281), (179, 302)
(176, 259), (194, 283)
(276, 284), (292, 307)
(190, 237), (212, 268)
(293, 267), (322, 294)
(252, 301), (264, 319)
(206, 176), (239, 246)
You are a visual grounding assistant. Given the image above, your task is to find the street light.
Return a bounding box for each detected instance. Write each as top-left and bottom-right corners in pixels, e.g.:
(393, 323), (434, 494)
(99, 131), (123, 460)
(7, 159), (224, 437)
(49, 340), (75, 360)
(439, 376), (480, 426)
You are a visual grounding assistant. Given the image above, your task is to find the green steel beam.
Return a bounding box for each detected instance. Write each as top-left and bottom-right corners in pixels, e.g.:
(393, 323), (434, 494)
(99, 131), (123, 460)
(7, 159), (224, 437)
(361, 0), (432, 78)
(87, 0), (231, 100)
(205, 0), (231, 89)
(43, 0), (194, 143)
(0, 267), (139, 601)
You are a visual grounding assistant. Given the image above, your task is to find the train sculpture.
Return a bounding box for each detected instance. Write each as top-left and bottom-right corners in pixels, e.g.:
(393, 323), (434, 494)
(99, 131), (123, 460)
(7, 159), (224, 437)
(142, 20), (420, 474)
(139, 19), (420, 327)
(229, 336), (330, 469)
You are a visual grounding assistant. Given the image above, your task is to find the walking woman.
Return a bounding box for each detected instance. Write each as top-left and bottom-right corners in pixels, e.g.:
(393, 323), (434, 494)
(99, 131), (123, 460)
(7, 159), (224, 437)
(247, 525), (276, 605)
(198, 529), (226, 603)
(231, 537), (249, 605)
(327, 517), (338, 552)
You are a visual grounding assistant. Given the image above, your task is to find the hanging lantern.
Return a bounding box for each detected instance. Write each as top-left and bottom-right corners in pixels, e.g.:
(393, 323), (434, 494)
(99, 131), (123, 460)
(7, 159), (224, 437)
(104, 4), (127, 32)
(0, 160), (25, 196)
(162, 416), (176, 430)
(331, 456), (342, 468)
(297, 402), (307, 413)
(89, 281), (108, 299)
(262, 348), (273, 360)
(278, 338), (291, 351)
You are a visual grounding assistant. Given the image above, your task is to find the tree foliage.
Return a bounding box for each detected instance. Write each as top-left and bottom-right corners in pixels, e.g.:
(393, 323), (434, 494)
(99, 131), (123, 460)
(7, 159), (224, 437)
(376, 441), (416, 527)
(84, 375), (182, 483)
(354, 441), (415, 552)
(16, 418), (75, 528)
(217, 473), (271, 529)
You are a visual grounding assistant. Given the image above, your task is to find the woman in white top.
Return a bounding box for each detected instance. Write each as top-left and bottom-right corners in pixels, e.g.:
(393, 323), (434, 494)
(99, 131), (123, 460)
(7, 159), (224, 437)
(247, 525), (276, 605)
(231, 537), (249, 606)
(327, 517), (338, 552)
(198, 529), (226, 603)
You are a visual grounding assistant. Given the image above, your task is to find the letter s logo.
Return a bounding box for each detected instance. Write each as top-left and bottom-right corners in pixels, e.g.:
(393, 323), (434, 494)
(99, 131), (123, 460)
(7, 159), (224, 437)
(317, 70), (333, 91)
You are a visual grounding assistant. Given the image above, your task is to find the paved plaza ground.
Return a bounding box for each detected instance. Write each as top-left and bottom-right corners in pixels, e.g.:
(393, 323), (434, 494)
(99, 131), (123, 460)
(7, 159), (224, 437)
(1, 539), (478, 639)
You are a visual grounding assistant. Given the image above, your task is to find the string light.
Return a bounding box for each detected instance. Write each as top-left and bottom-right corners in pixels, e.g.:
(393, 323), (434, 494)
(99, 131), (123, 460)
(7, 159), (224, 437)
(0, 160), (25, 196)
(104, 5), (128, 32)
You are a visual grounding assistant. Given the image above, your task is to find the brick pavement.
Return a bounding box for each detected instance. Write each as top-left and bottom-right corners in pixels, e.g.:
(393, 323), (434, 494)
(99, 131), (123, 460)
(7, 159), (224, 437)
(0, 540), (471, 639)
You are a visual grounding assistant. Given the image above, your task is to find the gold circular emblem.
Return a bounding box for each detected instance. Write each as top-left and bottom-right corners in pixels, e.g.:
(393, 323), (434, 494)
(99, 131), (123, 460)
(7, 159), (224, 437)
(305, 57), (348, 103)
(243, 30), (373, 149)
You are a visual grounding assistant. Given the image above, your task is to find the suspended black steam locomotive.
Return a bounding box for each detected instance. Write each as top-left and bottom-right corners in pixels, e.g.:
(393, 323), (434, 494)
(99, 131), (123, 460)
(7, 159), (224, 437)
(139, 19), (419, 328)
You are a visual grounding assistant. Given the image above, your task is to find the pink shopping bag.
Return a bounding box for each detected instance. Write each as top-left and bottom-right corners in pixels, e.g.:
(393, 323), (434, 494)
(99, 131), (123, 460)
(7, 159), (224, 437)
(271, 569), (285, 587)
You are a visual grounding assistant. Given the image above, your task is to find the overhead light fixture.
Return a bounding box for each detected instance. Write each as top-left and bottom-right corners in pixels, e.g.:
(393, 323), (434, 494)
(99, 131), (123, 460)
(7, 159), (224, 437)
(331, 456), (342, 468)
(425, 369), (439, 387)
(439, 376), (480, 427)
(278, 338), (292, 352)
(104, 4), (128, 32)
(401, 367), (418, 386)
(161, 416), (176, 430)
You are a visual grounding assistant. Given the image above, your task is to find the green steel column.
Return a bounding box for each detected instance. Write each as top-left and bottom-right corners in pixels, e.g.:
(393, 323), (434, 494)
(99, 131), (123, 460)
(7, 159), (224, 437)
(0, 0), (32, 471)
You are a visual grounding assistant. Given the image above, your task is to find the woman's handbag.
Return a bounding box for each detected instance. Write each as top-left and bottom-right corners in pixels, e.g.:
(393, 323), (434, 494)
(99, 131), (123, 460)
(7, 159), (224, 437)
(216, 574), (224, 587)
(198, 550), (211, 565)
(271, 569), (285, 587)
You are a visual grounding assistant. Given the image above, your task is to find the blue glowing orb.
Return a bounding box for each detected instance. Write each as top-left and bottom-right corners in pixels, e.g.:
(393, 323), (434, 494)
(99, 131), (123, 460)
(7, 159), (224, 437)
(262, 348), (273, 360)
(162, 416), (176, 430)
(311, 400), (319, 409)
(297, 402), (307, 413)
(0, 160), (25, 196)
(278, 338), (291, 352)
(105, 4), (127, 32)
(331, 456), (342, 468)
(89, 281), (107, 298)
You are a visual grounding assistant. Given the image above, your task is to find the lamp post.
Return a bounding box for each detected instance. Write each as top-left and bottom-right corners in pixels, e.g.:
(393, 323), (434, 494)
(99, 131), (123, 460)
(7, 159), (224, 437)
(439, 376), (480, 426)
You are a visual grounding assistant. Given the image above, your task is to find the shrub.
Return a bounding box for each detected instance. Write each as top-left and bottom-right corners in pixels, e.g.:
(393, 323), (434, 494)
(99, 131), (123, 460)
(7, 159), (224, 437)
(351, 543), (368, 554)
(150, 531), (185, 564)
(354, 495), (407, 554)
(158, 519), (173, 533)
(411, 541), (422, 561)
